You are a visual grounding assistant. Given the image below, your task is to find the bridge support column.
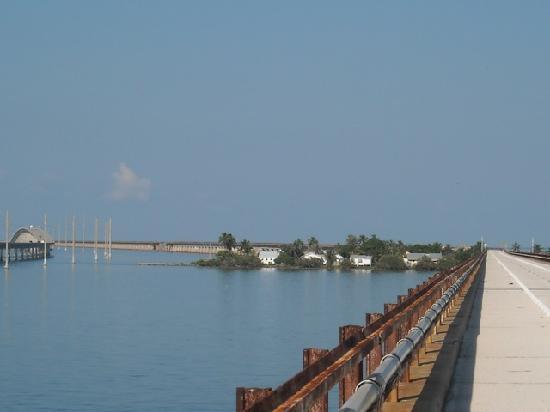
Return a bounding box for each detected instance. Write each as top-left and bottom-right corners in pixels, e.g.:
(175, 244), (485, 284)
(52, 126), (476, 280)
(339, 324), (364, 406)
(383, 303), (399, 352)
(383, 303), (399, 402)
(235, 387), (272, 412)
(366, 313), (383, 374)
(303, 348), (329, 412)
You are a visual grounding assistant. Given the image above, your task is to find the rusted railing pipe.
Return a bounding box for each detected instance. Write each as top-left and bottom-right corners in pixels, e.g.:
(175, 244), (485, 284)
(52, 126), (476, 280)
(339, 260), (477, 412)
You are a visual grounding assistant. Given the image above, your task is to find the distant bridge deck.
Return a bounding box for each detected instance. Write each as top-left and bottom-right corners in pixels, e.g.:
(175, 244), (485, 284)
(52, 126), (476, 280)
(54, 240), (339, 254)
(1, 242), (53, 263)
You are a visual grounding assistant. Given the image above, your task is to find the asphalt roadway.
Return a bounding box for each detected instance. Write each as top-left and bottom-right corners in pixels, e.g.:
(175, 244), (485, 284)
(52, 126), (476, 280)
(445, 250), (550, 411)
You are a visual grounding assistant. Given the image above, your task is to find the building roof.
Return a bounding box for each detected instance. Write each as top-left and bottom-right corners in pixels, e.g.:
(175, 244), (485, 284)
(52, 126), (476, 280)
(405, 252), (443, 261)
(303, 251), (324, 259)
(259, 250), (280, 259)
(350, 254), (372, 259)
(10, 226), (54, 244)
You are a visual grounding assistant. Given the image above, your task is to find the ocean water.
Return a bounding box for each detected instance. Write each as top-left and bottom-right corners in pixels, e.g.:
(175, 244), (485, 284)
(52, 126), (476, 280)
(0, 249), (432, 411)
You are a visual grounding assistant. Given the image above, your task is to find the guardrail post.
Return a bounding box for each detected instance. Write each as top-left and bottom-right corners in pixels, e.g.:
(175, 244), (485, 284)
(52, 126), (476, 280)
(236, 387), (272, 412)
(303, 348), (330, 412)
(383, 303), (400, 402)
(366, 313), (383, 374)
(384, 303), (399, 352)
(339, 325), (364, 406)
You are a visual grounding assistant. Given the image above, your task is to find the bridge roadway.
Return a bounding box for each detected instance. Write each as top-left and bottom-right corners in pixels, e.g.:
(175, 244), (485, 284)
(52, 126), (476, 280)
(445, 250), (550, 411)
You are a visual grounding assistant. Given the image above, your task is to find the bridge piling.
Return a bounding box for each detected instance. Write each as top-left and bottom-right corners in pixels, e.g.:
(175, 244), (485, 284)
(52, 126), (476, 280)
(338, 325), (365, 406)
(303, 348), (330, 412)
(235, 387), (272, 412)
(365, 313), (383, 375)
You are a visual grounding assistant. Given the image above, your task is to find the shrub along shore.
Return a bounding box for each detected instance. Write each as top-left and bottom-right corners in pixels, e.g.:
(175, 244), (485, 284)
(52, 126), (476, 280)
(194, 233), (482, 271)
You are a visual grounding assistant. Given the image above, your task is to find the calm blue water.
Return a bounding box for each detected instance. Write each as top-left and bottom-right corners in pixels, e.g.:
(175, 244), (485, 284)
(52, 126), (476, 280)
(0, 249), (432, 411)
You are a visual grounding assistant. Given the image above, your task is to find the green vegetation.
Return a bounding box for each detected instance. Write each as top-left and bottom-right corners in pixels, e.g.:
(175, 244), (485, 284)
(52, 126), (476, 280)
(195, 251), (262, 269)
(413, 256), (439, 271)
(534, 244), (542, 254)
(194, 232), (483, 271)
(511, 242), (521, 252)
(274, 238), (325, 268)
(308, 236), (320, 253)
(374, 254), (407, 271)
(275, 239), (306, 265)
(218, 232), (236, 251)
(239, 239), (253, 254)
(425, 243), (482, 271)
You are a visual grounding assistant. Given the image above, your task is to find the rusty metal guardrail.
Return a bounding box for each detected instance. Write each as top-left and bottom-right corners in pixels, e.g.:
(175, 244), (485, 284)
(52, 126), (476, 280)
(339, 258), (480, 412)
(506, 250), (550, 262)
(236, 253), (485, 412)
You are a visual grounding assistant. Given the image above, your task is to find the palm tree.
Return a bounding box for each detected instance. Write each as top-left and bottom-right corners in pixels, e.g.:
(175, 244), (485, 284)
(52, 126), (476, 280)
(292, 239), (305, 258)
(346, 234), (358, 250)
(240, 239), (253, 254)
(308, 236), (320, 253)
(511, 242), (520, 252)
(218, 232), (236, 251)
(325, 248), (336, 267)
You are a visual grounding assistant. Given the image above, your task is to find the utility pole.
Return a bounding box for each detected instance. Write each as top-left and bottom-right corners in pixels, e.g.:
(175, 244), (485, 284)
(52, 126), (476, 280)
(71, 216), (76, 265)
(94, 218), (98, 263)
(4, 210), (9, 269)
(43, 214), (47, 266)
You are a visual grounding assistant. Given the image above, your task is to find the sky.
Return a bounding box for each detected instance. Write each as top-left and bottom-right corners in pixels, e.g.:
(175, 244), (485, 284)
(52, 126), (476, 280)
(1, 1), (549, 247)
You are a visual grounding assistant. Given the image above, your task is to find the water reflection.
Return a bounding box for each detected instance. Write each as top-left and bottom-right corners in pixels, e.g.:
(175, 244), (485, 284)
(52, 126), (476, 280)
(0, 251), (432, 412)
(41, 265), (48, 321)
(2, 268), (10, 342)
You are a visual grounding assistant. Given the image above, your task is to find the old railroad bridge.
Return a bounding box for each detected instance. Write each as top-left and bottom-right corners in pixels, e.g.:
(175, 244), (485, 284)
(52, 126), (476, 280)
(1, 226), (54, 265)
(236, 250), (550, 412)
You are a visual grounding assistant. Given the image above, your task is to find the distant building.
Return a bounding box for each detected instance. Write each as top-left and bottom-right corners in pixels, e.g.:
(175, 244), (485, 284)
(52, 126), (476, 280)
(404, 252), (443, 267)
(303, 251), (327, 265)
(350, 254), (372, 266)
(259, 249), (280, 265)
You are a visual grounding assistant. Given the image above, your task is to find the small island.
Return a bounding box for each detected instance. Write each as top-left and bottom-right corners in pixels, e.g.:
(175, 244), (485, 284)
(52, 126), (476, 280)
(194, 232), (481, 271)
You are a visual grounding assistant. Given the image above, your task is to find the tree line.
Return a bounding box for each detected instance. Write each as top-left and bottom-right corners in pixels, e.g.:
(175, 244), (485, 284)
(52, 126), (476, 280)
(196, 232), (482, 271)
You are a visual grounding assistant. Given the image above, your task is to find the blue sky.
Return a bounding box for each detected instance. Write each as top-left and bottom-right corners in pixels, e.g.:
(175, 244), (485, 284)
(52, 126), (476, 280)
(1, 1), (549, 247)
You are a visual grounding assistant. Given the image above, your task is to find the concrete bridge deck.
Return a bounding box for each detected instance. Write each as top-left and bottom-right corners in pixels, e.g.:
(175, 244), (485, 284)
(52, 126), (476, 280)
(445, 250), (550, 411)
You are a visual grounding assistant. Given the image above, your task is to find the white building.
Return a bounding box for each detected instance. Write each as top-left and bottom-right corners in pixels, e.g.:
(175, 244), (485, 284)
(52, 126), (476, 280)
(258, 249), (280, 265)
(404, 252), (443, 267)
(350, 254), (372, 266)
(302, 251), (327, 265)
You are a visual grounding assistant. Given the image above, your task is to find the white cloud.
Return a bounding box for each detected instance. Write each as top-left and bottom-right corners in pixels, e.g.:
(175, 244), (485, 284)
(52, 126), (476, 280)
(109, 163), (151, 201)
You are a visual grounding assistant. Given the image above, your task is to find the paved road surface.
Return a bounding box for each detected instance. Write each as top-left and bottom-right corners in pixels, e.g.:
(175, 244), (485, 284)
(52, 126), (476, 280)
(445, 250), (550, 411)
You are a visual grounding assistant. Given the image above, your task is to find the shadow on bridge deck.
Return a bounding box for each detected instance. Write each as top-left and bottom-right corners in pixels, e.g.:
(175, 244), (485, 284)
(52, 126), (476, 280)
(442, 261), (485, 411)
(381, 260), (486, 412)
